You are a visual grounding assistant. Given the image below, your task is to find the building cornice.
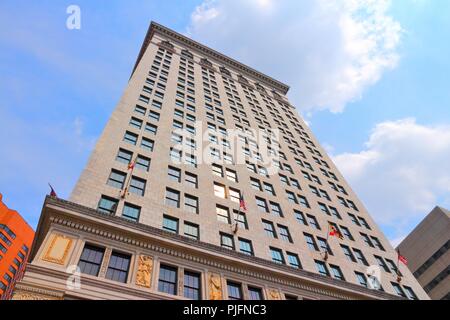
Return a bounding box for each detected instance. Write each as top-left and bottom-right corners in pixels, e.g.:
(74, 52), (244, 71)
(131, 21), (290, 95)
(34, 196), (403, 300)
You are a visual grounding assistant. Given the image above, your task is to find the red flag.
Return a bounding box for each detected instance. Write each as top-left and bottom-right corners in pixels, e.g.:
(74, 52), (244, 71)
(48, 183), (57, 198)
(329, 223), (344, 240)
(239, 193), (247, 211)
(398, 250), (408, 265)
(128, 161), (135, 170)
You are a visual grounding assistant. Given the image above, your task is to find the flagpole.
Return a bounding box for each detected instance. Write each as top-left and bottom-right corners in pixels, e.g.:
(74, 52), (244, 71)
(121, 156), (137, 199)
(396, 249), (402, 282)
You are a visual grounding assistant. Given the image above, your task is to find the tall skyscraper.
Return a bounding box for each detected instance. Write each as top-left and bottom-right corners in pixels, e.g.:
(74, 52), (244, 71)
(14, 22), (428, 300)
(397, 206), (449, 300)
(0, 194), (34, 300)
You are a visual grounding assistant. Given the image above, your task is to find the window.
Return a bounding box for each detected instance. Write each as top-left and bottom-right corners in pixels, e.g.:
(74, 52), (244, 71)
(163, 215), (179, 234)
(304, 233), (319, 251)
(145, 123), (157, 135)
(106, 251), (131, 283)
(98, 196), (118, 214)
(239, 238), (254, 256)
(78, 244), (104, 276)
(135, 155), (151, 172)
(116, 148), (132, 165)
(229, 188), (240, 203)
(287, 253), (301, 269)
(315, 260), (330, 276)
(248, 287), (263, 300)
(122, 203), (140, 222)
(168, 166), (181, 182)
(129, 176), (146, 196)
(341, 245), (356, 262)
(348, 213), (360, 226)
(159, 265), (178, 295)
(353, 249), (368, 266)
(216, 205), (230, 224)
(129, 117), (143, 129)
(317, 237), (333, 255)
(212, 164), (223, 177)
(403, 286), (418, 300)
(165, 188), (180, 208)
(184, 271), (201, 300)
(340, 226), (353, 240)
(371, 237), (385, 251)
(360, 233), (374, 248)
(214, 183), (226, 199)
(184, 223), (199, 240)
(227, 281), (243, 300)
(295, 210), (307, 225)
(286, 191), (297, 204)
(298, 196), (310, 208)
(329, 265), (345, 280)
(107, 170), (126, 189)
(135, 105), (146, 115)
(184, 194), (198, 214)
(185, 172), (198, 188)
(233, 211), (248, 229)
(264, 183), (276, 196)
(255, 197), (268, 213)
(270, 247), (285, 264)
(141, 137), (154, 151)
(355, 272), (368, 287)
(278, 225), (292, 243)
(262, 220), (276, 238)
(306, 215), (320, 230)
(226, 169), (238, 182)
(358, 217), (371, 229)
(391, 282), (406, 297)
(374, 255), (390, 272)
(270, 202), (283, 217)
(220, 233), (235, 250)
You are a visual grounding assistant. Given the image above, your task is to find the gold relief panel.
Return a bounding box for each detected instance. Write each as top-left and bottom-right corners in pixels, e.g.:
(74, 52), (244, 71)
(209, 273), (223, 300)
(41, 233), (74, 266)
(268, 288), (281, 300)
(135, 255), (153, 288)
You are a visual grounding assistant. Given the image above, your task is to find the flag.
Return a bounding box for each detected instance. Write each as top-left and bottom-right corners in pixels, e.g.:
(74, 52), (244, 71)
(239, 193), (247, 211)
(397, 250), (408, 265)
(48, 183), (57, 198)
(329, 223), (343, 240)
(128, 161), (135, 170)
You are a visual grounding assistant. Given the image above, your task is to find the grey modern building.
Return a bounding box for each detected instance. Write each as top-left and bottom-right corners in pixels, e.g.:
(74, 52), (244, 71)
(13, 22), (428, 300)
(397, 206), (449, 300)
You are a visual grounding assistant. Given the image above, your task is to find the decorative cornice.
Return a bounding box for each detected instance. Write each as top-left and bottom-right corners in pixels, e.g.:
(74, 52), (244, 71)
(36, 196), (403, 300)
(131, 21), (290, 95)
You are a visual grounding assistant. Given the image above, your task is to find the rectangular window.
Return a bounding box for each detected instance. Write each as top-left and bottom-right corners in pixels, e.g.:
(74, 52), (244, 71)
(78, 244), (105, 276)
(168, 166), (181, 182)
(304, 233), (319, 251)
(248, 287), (263, 300)
(184, 271), (201, 300)
(270, 202), (283, 217)
(185, 172), (198, 188)
(227, 281), (242, 300)
(184, 194), (199, 214)
(262, 220), (276, 238)
(165, 188), (180, 208)
(315, 260), (330, 276)
(295, 210), (307, 225)
(106, 251), (131, 283)
(226, 169), (237, 182)
(129, 117), (143, 129)
(135, 155), (151, 172)
(145, 123), (157, 135)
(212, 164), (223, 177)
(159, 265), (178, 295)
(278, 225), (292, 243)
(233, 211), (248, 229)
(214, 183), (226, 199)
(239, 238), (254, 256)
(306, 215), (320, 230)
(97, 195), (118, 214)
(287, 253), (301, 269)
(270, 247), (285, 264)
(355, 272), (368, 287)
(184, 222), (199, 240)
(107, 170), (126, 189)
(163, 215), (179, 234)
(391, 282), (406, 297)
(116, 148), (133, 165)
(255, 197), (269, 213)
(220, 233), (235, 250)
(141, 137), (154, 151)
(122, 203), (141, 222)
(216, 205), (230, 224)
(129, 176), (146, 196)
(341, 245), (356, 262)
(330, 264), (345, 280)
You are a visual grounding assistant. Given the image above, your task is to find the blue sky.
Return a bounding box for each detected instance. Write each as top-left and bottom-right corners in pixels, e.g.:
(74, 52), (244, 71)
(1, 0), (449, 245)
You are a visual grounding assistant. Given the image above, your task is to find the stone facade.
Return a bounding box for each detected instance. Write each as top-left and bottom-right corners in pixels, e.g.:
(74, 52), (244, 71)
(15, 22), (428, 300)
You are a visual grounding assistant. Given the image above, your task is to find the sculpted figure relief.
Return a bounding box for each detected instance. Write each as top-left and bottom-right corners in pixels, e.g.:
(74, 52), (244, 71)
(135, 255), (153, 288)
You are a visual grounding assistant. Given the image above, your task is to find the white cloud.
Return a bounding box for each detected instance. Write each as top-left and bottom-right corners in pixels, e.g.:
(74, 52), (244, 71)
(187, 0), (402, 113)
(332, 118), (450, 238)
